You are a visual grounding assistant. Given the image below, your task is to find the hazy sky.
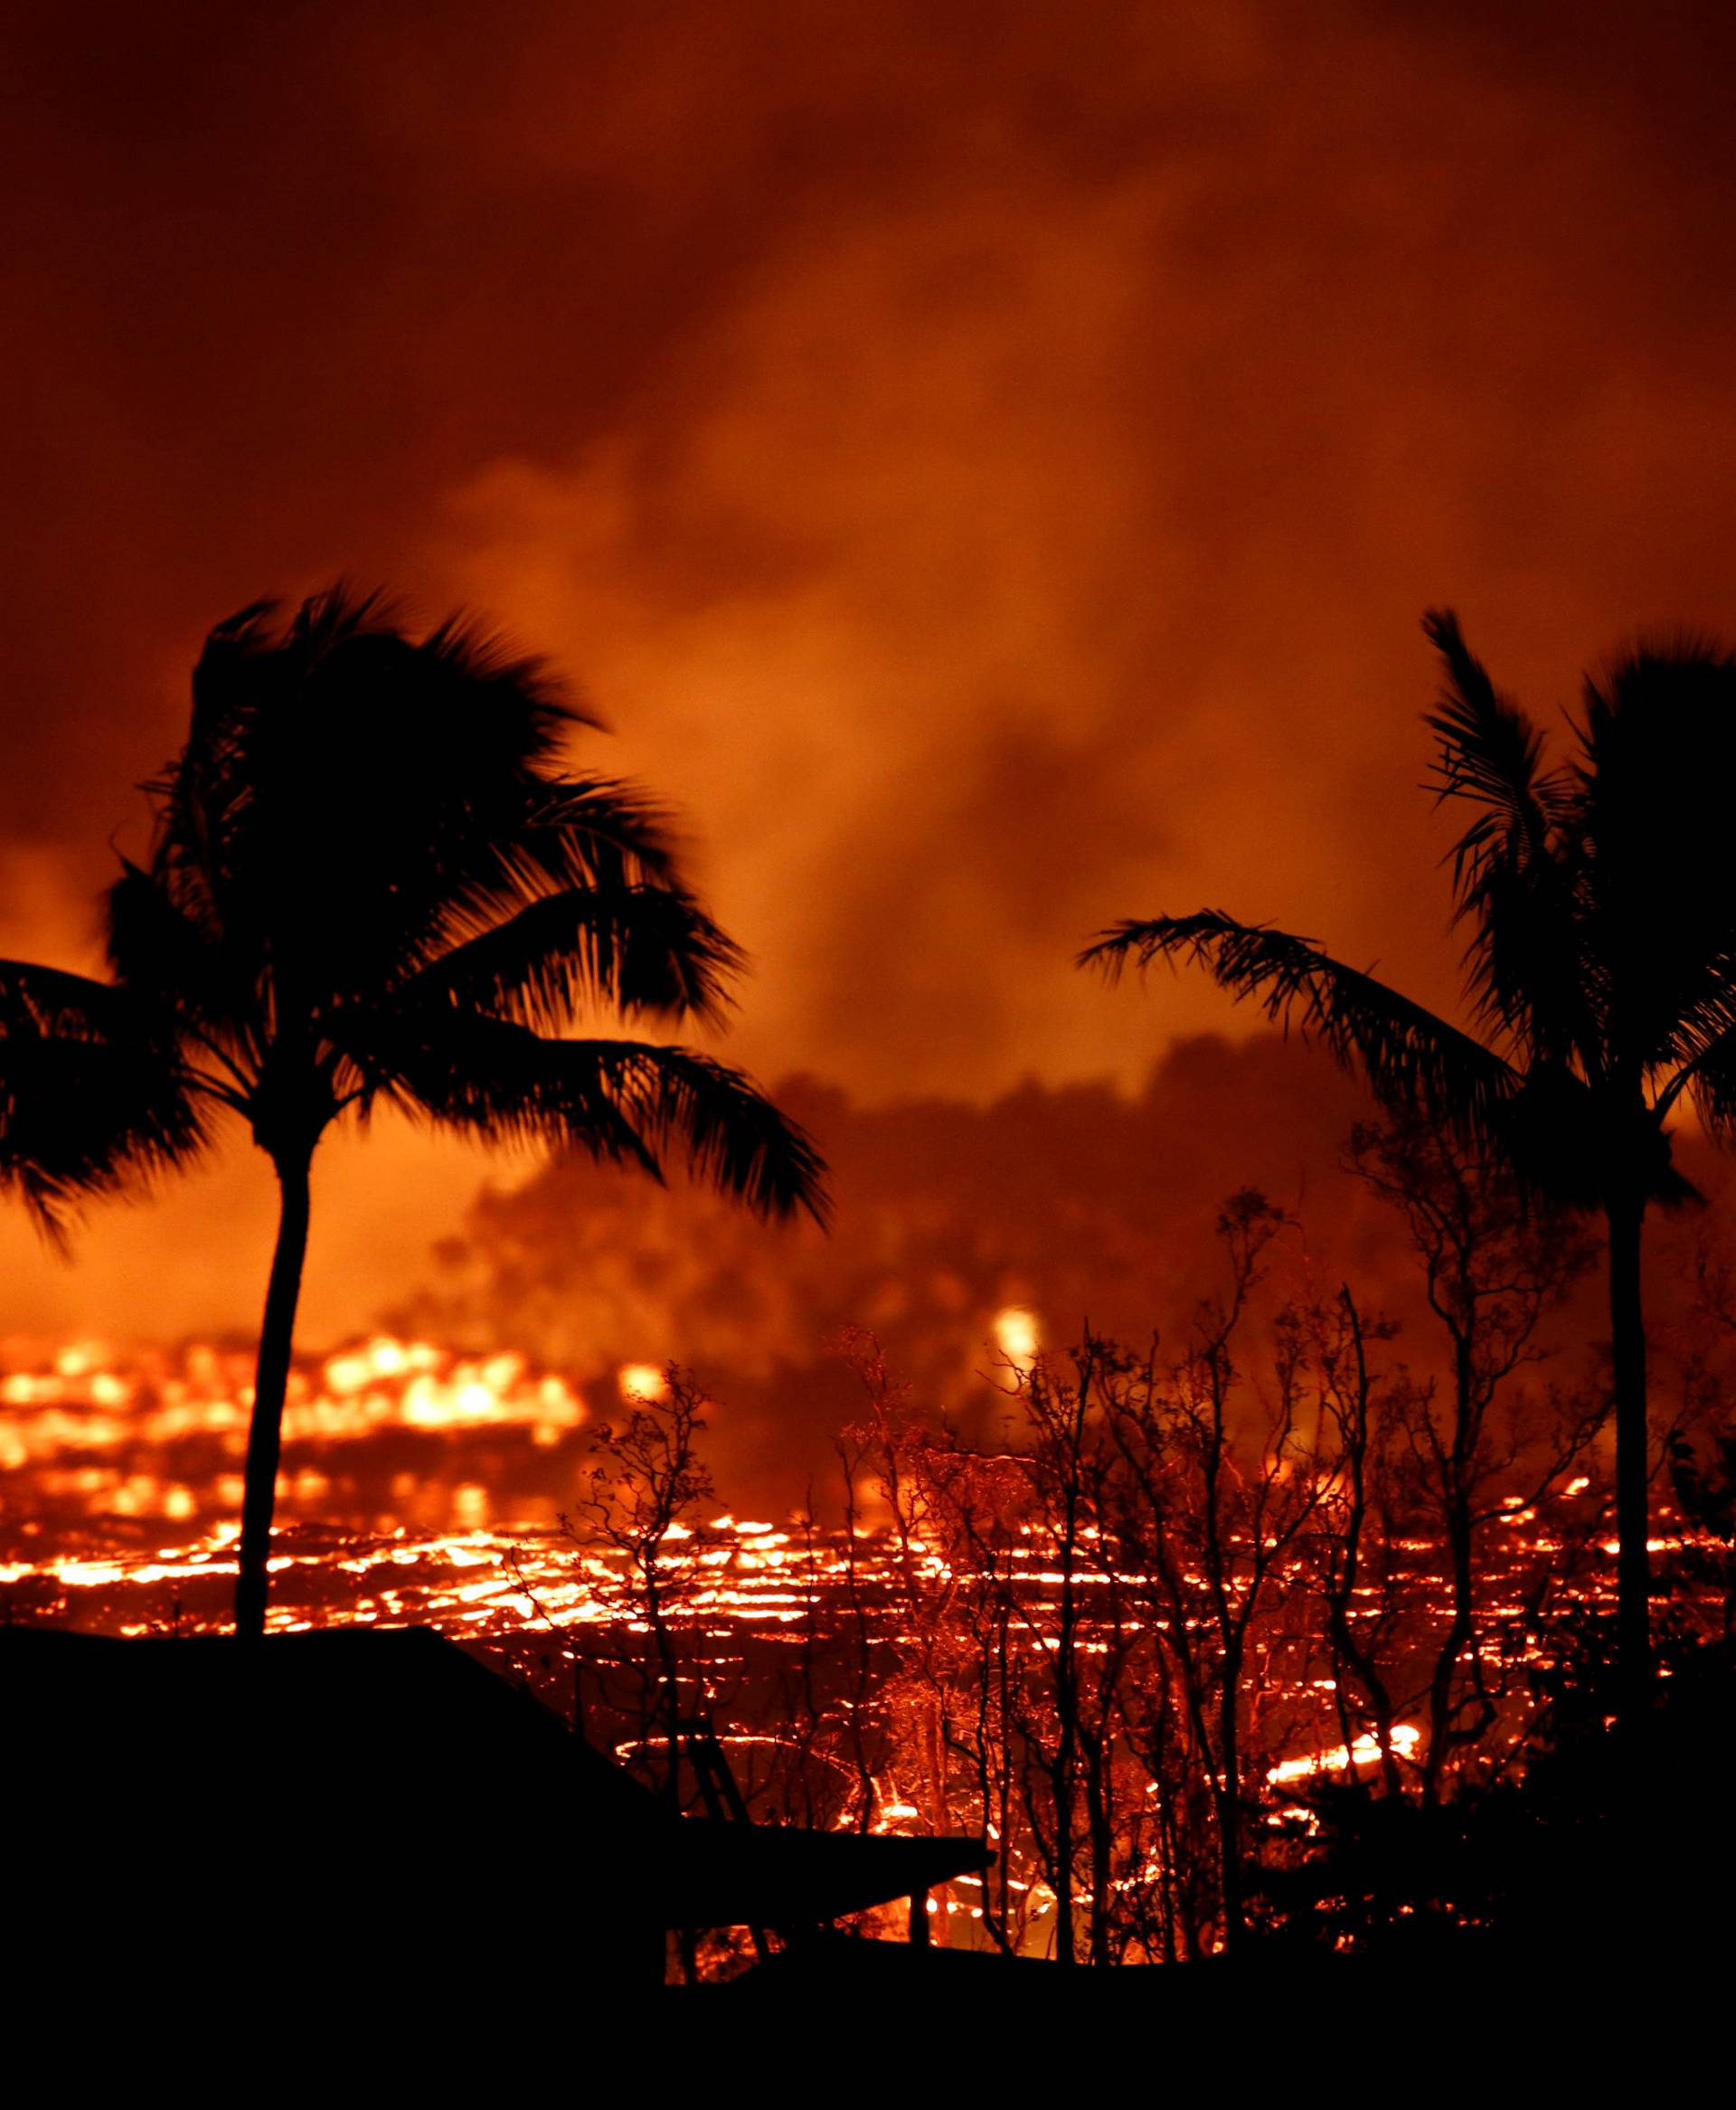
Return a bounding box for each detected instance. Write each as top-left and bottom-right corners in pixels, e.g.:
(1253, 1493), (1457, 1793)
(5, 1), (1735, 1340)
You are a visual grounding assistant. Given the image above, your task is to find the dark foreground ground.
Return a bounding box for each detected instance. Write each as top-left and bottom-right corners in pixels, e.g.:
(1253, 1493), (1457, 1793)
(7, 1620), (1728, 2097)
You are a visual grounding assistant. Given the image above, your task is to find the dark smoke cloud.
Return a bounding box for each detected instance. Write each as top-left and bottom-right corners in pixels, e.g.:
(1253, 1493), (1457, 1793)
(392, 1034), (1735, 1510)
(387, 1036), (1369, 1502)
(383, 1036), (1671, 1510)
(5, 3), (1736, 1340)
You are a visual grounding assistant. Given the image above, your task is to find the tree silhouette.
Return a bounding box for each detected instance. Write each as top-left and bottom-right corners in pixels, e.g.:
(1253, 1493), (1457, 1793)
(1083, 610), (1736, 1699)
(0, 588), (826, 1635)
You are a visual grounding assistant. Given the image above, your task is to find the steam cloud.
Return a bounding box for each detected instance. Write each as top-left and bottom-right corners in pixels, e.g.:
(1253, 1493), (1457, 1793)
(4, 3), (1735, 1343)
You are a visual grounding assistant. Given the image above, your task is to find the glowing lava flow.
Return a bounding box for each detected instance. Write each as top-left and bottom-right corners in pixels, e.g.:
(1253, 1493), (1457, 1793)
(0, 1334), (1718, 1802)
(0, 1333), (584, 1468)
(0, 1332), (589, 1540)
(1268, 1725), (1423, 1785)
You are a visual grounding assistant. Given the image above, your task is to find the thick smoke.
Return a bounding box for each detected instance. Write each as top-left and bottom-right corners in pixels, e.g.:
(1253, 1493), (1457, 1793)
(3, 3), (1736, 1343)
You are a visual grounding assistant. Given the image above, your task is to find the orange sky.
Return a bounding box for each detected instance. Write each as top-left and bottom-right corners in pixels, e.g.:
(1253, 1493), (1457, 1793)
(5, 1), (1736, 1342)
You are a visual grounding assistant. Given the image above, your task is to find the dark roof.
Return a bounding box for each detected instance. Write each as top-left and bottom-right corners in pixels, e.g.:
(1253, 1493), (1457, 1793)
(2, 1620), (654, 1820)
(656, 1821), (990, 1928)
(2, 1625), (988, 1941)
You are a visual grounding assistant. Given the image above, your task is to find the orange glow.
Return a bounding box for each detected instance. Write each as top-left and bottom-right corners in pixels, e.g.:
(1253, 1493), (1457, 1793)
(1267, 1724), (1422, 1787)
(5, 8), (1735, 1373)
(993, 1307), (1040, 1369)
(618, 1364), (669, 1405)
(5, 14), (1736, 1981)
(0, 1334), (586, 1522)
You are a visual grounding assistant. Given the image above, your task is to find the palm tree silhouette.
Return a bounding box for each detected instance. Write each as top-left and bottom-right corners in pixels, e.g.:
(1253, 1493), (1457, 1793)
(1084, 610), (1736, 1698)
(0, 587), (827, 1636)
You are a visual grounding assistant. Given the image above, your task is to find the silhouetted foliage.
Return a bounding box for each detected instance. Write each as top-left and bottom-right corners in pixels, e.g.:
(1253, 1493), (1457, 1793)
(1342, 1120), (1602, 1800)
(1085, 609), (1736, 1699)
(1254, 1620), (1735, 1967)
(0, 586), (826, 1632)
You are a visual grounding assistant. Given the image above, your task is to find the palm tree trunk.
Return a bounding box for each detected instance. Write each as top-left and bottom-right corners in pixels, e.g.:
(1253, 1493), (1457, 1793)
(234, 1148), (313, 1639)
(1606, 1187), (1651, 1699)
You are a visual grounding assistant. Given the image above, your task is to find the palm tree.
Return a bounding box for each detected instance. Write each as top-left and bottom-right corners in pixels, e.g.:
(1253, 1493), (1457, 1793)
(1083, 610), (1736, 1700)
(0, 587), (826, 1636)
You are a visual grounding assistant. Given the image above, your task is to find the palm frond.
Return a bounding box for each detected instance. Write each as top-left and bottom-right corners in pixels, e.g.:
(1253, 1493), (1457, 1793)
(146, 591), (679, 1012)
(419, 605), (601, 756)
(182, 597), (278, 766)
(1477, 1060), (1694, 1211)
(1460, 845), (1596, 1067)
(0, 960), (139, 1037)
(75, 585), (806, 1244)
(1658, 993), (1736, 1135)
(106, 862), (246, 1030)
(402, 884), (742, 1030)
(1656, 965), (1736, 1085)
(0, 963), (209, 1241)
(591, 1042), (830, 1224)
(344, 1009), (654, 1166)
(1421, 608), (1571, 874)
(1416, 610), (1595, 1064)
(1575, 639), (1736, 1076)
(352, 1010), (826, 1223)
(429, 777), (682, 934)
(1080, 912), (1519, 1144)
(286, 581), (404, 660)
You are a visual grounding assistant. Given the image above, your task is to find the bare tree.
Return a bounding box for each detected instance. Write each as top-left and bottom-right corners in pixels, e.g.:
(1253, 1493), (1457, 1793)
(1106, 1192), (1328, 1952)
(1346, 1121), (1600, 1802)
(561, 1368), (716, 1806)
(1305, 1285), (1409, 1798)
